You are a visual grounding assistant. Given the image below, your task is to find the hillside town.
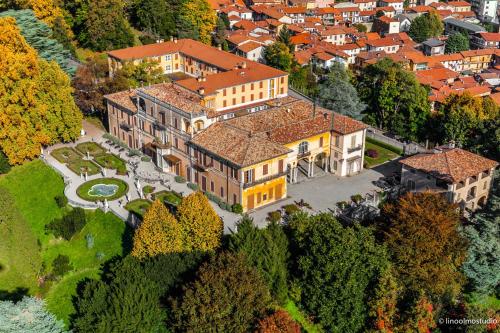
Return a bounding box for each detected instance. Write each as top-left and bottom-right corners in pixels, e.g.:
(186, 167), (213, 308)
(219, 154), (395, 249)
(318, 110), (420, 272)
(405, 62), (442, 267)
(0, 0), (499, 332)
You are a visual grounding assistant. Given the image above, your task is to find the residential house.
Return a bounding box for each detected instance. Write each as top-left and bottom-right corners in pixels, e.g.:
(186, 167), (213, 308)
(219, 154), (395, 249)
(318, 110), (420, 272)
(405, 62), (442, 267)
(378, 0), (404, 13)
(421, 38), (446, 56)
(471, 32), (500, 49)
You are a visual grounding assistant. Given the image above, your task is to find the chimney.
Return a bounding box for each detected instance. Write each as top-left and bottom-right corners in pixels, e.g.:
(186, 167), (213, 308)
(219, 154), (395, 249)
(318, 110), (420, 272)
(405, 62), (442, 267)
(240, 61), (247, 69)
(448, 140), (455, 149)
(170, 36), (174, 42)
(218, 44), (222, 50)
(174, 38), (178, 44)
(198, 87), (205, 95)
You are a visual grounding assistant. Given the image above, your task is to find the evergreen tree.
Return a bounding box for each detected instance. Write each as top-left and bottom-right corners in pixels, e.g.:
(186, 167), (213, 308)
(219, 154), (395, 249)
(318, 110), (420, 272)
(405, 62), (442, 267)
(131, 0), (177, 40)
(277, 25), (293, 52)
(0, 10), (76, 75)
(319, 62), (366, 119)
(408, 10), (443, 43)
(229, 216), (289, 303)
(132, 199), (183, 259)
(170, 252), (272, 332)
(288, 212), (389, 332)
(445, 32), (469, 54)
(176, 191), (223, 252)
(213, 16), (227, 48)
(461, 177), (500, 295)
(0, 297), (67, 333)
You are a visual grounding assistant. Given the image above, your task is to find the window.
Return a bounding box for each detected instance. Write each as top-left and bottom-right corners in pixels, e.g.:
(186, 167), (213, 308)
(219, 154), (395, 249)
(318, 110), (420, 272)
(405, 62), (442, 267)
(278, 159), (284, 173)
(223, 89), (227, 96)
(174, 138), (179, 148)
(175, 54), (178, 60)
(257, 192), (262, 204)
(280, 77), (284, 84)
(351, 136), (356, 148)
(333, 160), (338, 170)
(251, 83), (254, 90)
(232, 98), (236, 105)
(334, 135), (340, 147)
(242, 96), (245, 103)
(210, 181), (214, 192)
(232, 87), (236, 94)
(174, 118), (178, 129)
(319, 136), (324, 147)
(280, 87), (284, 94)
(407, 180), (416, 191)
(244, 169), (254, 183)
(160, 112), (166, 125)
(165, 55), (171, 61)
(259, 81), (263, 88)
(298, 141), (309, 155)
(251, 94), (254, 101)
(268, 188), (274, 199)
(220, 187), (224, 197)
(233, 194), (237, 204)
(483, 181), (487, 190)
(263, 164), (268, 175)
(263, 193), (267, 201)
(219, 161), (223, 172)
(259, 92), (263, 99)
(223, 100), (227, 107)
(242, 85), (245, 92)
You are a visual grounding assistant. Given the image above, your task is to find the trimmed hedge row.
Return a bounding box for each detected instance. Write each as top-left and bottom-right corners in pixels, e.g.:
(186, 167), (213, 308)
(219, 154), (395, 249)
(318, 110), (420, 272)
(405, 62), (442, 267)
(365, 136), (403, 155)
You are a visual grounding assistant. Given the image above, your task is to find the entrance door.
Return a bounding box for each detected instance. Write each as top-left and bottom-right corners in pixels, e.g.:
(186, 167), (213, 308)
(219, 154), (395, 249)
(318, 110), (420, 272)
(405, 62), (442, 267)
(275, 184), (282, 199)
(201, 176), (207, 192)
(247, 194), (254, 210)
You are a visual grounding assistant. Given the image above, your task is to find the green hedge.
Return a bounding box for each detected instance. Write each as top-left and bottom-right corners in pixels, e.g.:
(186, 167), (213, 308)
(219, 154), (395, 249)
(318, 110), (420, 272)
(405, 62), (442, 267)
(365, 137), (403, 155)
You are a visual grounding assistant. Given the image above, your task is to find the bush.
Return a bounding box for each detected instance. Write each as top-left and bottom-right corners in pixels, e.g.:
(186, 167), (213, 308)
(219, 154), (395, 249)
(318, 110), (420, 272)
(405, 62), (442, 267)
(337, 201), (348, 209)
(351, 194), (363, 204)
(231, 203), (243, 214)
(187, 182), (199, 191)
(267, 210), (282, 223)
(174, 175), (186, 183)
(54, 195), (68, 208)
(365, 149), (379, 158)
(85, 233), (94, 249)
(0, 151), (11, 174)
(219, 201), (231, 211)
(141, 156), (151, 162)
(283, 204), (300, 216)
(128, 149), (141, 157)
(52, 254), (72, 277)
(205, 191), (221, 205)
(46, 207), (87, 240)
(143, 185), (155, 195)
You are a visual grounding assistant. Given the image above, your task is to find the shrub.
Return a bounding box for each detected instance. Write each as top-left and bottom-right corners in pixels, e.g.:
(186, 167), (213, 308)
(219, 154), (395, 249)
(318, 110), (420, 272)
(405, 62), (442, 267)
(54, 195), (68, 208)
(128, 149), (141, 157)
(85, 233), (94, 249)
(141, 156), (151, 162)
(174, 175), (186, 183)
(231, 203), (243, 214)
(283, 204), (300, 216)
(219, 201), (230, 211)
(337, 201), (348, 209)
(366, 149), (379, 158)
(205, 192), (222, 205)
(351, 194), (363, 204)
(46, 207), (87, 240)
(0, 151), (11, 174)
(187, 182), (199, 191)
(143, 185), (155, 195)
(52, 254), (72, 277)
(267, 211), (282, 223)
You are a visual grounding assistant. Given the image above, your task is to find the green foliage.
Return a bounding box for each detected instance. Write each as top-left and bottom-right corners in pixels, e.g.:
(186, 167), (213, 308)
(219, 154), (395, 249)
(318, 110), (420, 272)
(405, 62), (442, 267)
(353, 23), (367, 32)
(174, 175), (186, 183)
(288, 213), (389, 332)
(0, 10), (76, 75)
(72, 256), (167, 333)
(408, 11), (443, 43)
(289, 65), (318, 96)
(51, 254), (72, 277)
(54, 195), (67, 208)
(117, 59), (166, 88)
(46, 208), (87, 240)
(229, 216), (289, 303)
(170, 251), (272, 332)
(213, 16), (227, 47)
(264, 42), (294, 72)
(357, 58), (431, 141)
(231, 203), (243, 214)
(283, 204), (300, 216)
(466, 115), (499, 160)
(131, 0), (177, 40)
(461, 178), (500, 296)
(445, 32), (469, 54)
(318, 63), (365, 119)
(277, 25), (293, 52)
(187, 182), (199, 191)
(0, 151), (11, 174)
(0, 296), (67, 333)
(177, 0), (216, 44)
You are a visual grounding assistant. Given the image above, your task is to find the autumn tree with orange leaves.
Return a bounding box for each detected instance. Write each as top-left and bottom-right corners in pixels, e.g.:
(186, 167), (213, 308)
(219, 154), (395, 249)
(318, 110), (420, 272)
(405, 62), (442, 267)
(255, 310), (301, 333)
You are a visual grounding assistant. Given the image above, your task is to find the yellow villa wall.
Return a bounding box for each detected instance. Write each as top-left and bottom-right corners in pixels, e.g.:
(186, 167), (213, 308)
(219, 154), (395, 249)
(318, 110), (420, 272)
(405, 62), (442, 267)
(242, 176), (287, 212)
(284, 132), (331, 156)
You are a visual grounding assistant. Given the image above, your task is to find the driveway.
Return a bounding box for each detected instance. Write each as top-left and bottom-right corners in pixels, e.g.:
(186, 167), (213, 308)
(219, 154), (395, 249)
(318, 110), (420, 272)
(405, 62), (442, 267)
(249, 161), (400, 227)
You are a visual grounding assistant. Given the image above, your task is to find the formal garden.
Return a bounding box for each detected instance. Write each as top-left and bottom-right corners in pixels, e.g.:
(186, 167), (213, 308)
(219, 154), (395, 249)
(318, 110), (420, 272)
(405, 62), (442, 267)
(364, 137), (401, 168)
(0, 160), (129, 326)
(76, 178), (128, 202)
(125, 190), (184, 218)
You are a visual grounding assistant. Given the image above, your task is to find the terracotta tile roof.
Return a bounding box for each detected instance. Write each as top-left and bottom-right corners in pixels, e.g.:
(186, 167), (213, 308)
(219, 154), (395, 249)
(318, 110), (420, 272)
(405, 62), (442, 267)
(104, 89), (138, 112)
(290, 33), (313, 45)
(139, 83), (208, 114)
(461, 49), (496, 57)
(400, 148), (498, 183)
(294, 49), (313, 65)
(448, 1), (471, 6)
(189, 122), (291, 167)
(233, 20), (258, 30)
(415, 68), (460, 81)
(490, 92), (500, 106)
(236, 41), (265, 53)
(477, 32), (500, 42)
(407, 5), (432, 12)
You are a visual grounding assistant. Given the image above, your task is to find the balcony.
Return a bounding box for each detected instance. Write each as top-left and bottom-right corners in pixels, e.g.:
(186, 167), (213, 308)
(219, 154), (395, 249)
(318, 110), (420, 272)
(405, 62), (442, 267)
(243, 171), (287, 189)
(347, 145), (363, 154)
(297, 150), (311, 159)
(120, 122), (132, 132)
(193, 160), (213, 172)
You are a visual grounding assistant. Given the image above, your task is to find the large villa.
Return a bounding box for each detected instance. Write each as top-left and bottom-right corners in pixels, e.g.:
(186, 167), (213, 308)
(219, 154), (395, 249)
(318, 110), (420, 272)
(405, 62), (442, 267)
(104, 39), (368, 212)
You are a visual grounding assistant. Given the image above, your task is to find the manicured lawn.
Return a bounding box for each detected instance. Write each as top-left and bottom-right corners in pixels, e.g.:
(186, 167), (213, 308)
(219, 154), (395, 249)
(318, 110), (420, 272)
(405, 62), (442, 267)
(0, 161), (128, 326)
(364, 141), (399, 168)
(283, 300), (323, 333)
(125, 199), (152, 218)
(143, 185), (155, 195)
(67, 159), (101, 176)
(94, 153), (127, 174)
(51, 147), (82, 163)
(75, 142), (106, 156)
(152, 190), (183, 206)
(76, 178), (128, 202)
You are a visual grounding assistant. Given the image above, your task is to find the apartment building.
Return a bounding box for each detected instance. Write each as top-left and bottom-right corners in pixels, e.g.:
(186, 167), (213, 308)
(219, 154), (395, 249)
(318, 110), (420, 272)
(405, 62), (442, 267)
(400, 147), (498, 211)
(469, 0), (498, 21)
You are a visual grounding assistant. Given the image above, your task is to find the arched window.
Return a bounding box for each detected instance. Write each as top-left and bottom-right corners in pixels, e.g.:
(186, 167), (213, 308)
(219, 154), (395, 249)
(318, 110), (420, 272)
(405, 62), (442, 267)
(298, 141), (309, 155)
(138, 98), (146, 112)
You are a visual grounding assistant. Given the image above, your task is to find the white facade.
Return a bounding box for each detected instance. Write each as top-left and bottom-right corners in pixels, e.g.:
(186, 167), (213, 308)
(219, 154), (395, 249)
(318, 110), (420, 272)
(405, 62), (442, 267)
(330, 129), (366, 177)
(471, 0), (499, 21)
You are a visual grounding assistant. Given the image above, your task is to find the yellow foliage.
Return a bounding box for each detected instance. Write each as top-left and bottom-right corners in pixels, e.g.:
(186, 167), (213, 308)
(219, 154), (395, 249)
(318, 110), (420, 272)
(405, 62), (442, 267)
(181, 0), (217, 45)
(0, 17), (82, 164)
(132, 200), (183, 259)
(16, 0), (73, 38)
(177, 191), (223, 251)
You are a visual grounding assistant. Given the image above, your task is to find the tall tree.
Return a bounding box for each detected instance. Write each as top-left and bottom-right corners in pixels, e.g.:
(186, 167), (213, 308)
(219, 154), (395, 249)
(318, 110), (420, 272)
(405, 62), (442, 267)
(132, 200), (183, 259)
(461, 177), (500, 296)
(277, 25), (293, 52)
(213, 16), (227, 49)
(357, 58), (431, 141)
(0, 17), (82, 164)
(0, 297), (67, 333)
(119, 59), (165, 87)
(170, 252), (272, 333)
(367, 267), (401, 333)
(177, 0), (216, 44)
(408, 10), (443, 43)
(445, 32), (469, 54)
(288, 212), (389, 332)
(131, 0), (177, 40)
(256, 310), (301, 333)
(264, 42), (293, 72)
(319, 62), (366, 119)
(380, 192), (467, 300)
(176, 191), (223, 252)
(72, 256), (167, 333)
(228, 216), (289, 303)
(78, 0), (134, 51)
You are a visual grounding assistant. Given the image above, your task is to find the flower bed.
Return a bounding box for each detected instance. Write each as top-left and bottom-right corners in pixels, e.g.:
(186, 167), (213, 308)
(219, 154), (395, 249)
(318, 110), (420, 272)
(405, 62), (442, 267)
(75, 142), (106, 156)
(51, 147), (82, 163)
(93, 154), (127, 175)
(67, 159), (101, 176)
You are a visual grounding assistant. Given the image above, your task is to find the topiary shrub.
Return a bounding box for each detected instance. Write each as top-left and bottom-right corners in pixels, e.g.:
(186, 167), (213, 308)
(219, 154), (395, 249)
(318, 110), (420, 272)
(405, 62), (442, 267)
(366, 149), (379, 158)
(219, 201), (231, 211)
(351, 194), (363, 204)
(283, 204), (300, 216)
(231, 203), (243, 214)
(46, 207), (87, 240)
(174, 175), (186, 183)
(54, 195), (68, 208)
(337, 201), (348, 209)
(187, 182), (199, 191)
(52, 254), (72, 277)
(267, 210), (282, 223)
